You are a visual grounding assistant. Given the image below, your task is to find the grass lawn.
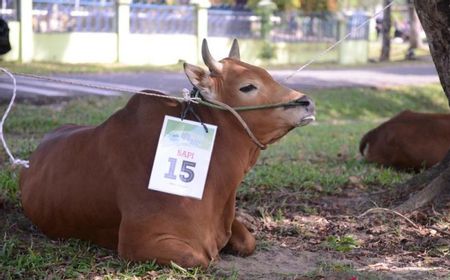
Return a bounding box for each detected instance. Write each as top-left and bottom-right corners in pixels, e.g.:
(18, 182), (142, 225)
(1, 84), (449, 279)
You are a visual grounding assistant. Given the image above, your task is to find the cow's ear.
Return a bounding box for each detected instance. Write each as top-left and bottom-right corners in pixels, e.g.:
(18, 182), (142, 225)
(183, 63), (216, 99)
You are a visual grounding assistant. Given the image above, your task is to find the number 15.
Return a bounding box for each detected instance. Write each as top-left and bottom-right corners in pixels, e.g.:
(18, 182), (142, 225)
(164, 157), (196, 183)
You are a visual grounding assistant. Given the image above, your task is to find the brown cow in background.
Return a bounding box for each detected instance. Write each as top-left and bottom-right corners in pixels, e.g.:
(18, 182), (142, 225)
(19, 39), (315, 268)
(360, 110), (450, 171)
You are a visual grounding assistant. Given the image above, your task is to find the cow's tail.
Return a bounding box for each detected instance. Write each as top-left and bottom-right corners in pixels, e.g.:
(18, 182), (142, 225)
(359, 131), (372, 158)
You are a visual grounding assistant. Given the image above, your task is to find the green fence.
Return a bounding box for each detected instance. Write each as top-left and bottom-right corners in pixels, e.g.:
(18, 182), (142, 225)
(0, 0), (369, 65)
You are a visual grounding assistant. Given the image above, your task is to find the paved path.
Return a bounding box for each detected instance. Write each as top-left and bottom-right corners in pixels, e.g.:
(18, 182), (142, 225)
(0, 62), (440, 99)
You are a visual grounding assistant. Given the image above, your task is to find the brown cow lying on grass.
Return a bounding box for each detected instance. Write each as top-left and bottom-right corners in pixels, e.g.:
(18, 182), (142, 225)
(360, 110), (450, 171)
(19, 39), (315, 268)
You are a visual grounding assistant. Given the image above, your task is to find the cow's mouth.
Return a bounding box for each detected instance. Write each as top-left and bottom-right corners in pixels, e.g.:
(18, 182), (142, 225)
(298, 115), (315, 126)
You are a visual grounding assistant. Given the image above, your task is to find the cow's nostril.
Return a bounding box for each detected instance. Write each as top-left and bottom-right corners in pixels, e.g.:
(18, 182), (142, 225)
(297, 100), (310, 107)
(295, 96), (311, 107)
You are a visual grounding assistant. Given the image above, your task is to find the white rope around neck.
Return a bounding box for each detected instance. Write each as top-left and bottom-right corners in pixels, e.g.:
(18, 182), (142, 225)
(182, 88), (200, 103)
(0, 68), (30, 168)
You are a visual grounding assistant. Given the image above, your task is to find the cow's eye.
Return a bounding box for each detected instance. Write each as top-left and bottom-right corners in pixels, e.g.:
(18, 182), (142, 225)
(239, 84), (257, 93)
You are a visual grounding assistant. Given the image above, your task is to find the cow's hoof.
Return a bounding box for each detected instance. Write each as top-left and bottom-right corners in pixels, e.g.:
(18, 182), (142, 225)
(222, 236), (256, 257)
(222, 218), (256, 256)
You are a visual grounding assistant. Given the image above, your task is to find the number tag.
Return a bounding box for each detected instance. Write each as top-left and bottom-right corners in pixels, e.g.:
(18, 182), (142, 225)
(148, 116), (217, 200)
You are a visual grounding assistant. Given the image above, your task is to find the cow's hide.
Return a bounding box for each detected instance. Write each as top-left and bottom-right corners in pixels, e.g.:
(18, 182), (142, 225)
(19, 39), (315, 268)
(360, 110), (450, 171)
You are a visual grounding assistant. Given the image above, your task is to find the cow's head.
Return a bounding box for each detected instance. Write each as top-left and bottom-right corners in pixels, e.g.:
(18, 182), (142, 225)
(184, 39), (315, 145)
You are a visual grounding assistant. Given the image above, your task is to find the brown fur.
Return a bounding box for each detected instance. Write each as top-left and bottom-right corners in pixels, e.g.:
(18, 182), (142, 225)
(360, 110), (450, 171)
(19, 41), (315, 268)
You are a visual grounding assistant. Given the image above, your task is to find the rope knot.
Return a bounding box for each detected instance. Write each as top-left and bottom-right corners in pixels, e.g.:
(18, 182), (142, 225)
(182, 88), (200, 104)
(180, 88), (208, 133)
(12, 159), (30, 168)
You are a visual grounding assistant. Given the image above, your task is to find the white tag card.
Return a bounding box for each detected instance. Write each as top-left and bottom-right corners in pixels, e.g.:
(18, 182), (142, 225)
(148, 116), (217, 200)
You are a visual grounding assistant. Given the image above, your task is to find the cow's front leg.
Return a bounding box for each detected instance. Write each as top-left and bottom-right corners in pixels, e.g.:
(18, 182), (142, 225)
(118, 218), (210, 268)
(222, 218), (256, 256)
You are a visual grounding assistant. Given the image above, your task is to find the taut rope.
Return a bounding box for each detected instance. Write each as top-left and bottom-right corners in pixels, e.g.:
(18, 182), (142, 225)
(2, 68), (313, 167)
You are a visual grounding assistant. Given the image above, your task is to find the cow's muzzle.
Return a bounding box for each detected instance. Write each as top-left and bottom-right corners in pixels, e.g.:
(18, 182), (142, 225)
(292, 95), (315, 126)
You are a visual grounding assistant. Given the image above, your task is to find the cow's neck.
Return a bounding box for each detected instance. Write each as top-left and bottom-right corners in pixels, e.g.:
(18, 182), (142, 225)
(194, 102), (262, 194)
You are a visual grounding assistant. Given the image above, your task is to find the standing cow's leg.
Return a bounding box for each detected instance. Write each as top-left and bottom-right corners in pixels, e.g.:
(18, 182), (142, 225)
(117, 217), (210, 268)
(222, 218), (256, 256)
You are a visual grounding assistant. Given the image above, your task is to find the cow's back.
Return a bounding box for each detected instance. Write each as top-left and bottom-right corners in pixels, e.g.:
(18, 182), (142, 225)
(360, 110), (450, 170)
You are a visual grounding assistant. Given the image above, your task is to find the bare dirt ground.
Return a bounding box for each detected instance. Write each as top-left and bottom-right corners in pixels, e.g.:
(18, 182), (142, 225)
(213, 185), (450, 279)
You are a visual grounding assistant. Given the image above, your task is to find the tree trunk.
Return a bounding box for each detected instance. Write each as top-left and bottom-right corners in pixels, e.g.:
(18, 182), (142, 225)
(395, 0), (450, 212)
(407, 0), (422, 50)
(414, 0), (450, 100)
(395, 170), (450, 212)
(379, 0), (392, 62)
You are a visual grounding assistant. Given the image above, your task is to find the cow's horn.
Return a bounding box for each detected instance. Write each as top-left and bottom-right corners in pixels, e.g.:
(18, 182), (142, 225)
(228, 39), (240, 60)
(202, 39), (222, 73)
